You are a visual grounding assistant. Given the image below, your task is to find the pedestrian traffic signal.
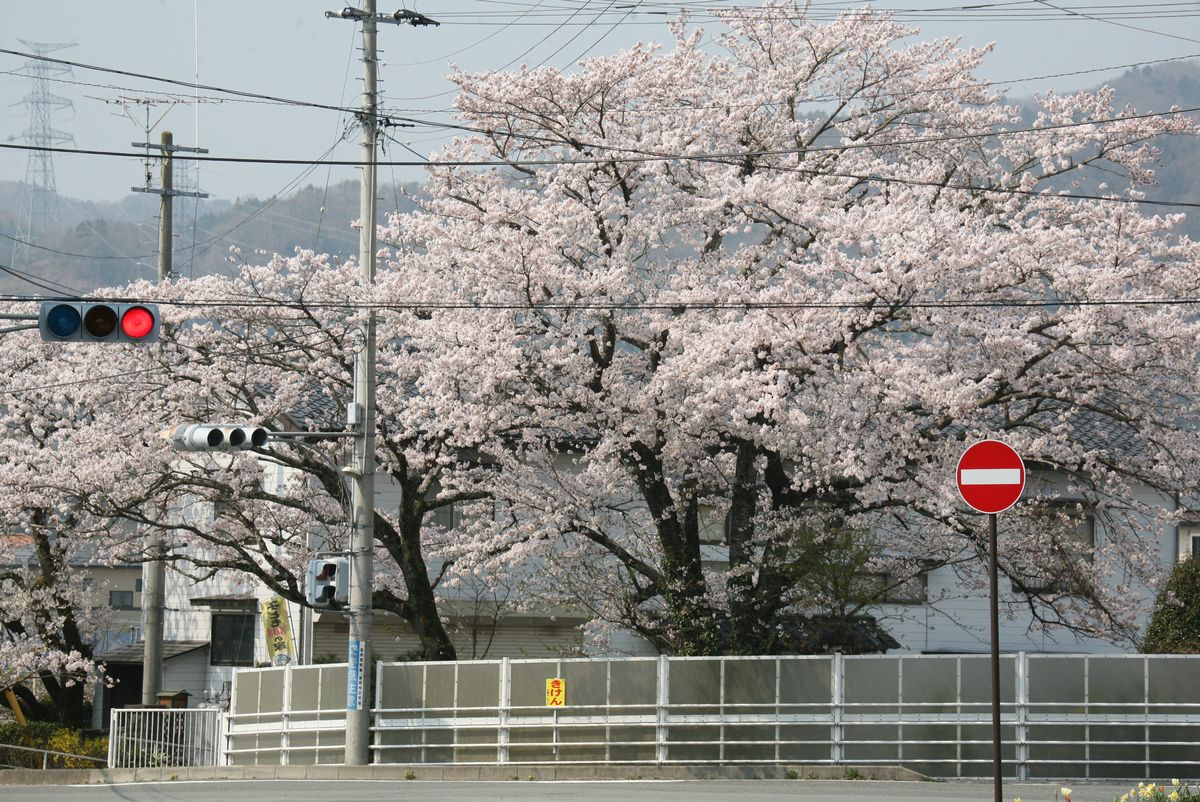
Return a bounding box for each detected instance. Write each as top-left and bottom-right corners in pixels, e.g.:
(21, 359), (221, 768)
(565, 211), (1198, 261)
(306, 557), (349, 608)
(39, 301), (160, 343)
(167, 423), (269, 451)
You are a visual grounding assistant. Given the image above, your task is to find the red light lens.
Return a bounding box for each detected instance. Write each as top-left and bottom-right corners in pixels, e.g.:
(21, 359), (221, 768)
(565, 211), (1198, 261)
(120, 306), (155, 339)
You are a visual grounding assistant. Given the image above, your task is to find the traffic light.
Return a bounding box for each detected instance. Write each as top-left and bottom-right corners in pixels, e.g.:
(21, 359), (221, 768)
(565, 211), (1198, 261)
(39, 301), (159, 343)
(167, 423), (269, 451)
(306, 557), (349, 608)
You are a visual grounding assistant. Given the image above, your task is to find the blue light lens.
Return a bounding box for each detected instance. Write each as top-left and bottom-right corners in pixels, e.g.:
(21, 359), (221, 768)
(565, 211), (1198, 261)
(46, 304), (80, 338)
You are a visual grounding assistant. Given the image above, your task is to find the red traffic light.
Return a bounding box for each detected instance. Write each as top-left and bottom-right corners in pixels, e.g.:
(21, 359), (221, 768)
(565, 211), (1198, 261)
(120, 306), (156, 340)
(39, 301), (160, 343)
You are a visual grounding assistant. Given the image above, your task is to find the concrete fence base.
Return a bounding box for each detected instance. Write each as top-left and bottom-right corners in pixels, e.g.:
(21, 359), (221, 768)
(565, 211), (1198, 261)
(0, 762), (926, 785)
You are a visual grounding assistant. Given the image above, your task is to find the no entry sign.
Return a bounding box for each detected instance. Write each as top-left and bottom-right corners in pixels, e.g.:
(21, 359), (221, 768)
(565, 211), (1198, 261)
(956, 440), (1025, 514)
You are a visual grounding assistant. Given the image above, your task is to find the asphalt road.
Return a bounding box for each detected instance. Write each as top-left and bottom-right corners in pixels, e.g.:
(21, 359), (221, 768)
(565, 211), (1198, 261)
(0, 779), (1142, 801)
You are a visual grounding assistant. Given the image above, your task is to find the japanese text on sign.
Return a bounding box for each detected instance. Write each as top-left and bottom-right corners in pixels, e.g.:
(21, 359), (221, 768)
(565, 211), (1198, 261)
(259, 596), (295, 666)
(545, 677), (566, 707)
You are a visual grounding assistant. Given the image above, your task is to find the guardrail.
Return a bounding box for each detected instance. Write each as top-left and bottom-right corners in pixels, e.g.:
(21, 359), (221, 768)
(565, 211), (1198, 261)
(0, 742), (107, 770)
(219, 653), (1200, 779)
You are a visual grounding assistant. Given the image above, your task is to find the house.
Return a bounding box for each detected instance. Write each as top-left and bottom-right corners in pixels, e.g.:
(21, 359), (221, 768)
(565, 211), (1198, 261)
(0, 535), (144, 655)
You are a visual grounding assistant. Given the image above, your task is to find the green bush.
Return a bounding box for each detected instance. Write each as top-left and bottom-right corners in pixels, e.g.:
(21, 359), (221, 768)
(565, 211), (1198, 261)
(0, 722), (107, 768)
(1143, 556), (1200, 653)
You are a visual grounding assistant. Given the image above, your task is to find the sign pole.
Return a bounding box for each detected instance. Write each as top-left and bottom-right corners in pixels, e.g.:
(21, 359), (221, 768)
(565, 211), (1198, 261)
(989, 511), (1002, 802)
(956, 439), (1025, 802)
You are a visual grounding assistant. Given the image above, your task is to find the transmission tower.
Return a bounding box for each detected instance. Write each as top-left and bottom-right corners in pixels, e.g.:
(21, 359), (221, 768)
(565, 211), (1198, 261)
(10, 40), (76, 266)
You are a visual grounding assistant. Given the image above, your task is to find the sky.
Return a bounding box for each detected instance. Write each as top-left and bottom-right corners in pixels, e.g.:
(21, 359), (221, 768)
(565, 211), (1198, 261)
(2, 0), (1200, 203)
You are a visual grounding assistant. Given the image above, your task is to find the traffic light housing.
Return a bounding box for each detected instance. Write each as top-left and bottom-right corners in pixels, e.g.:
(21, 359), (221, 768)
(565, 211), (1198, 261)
(39, 301), (159, 343)
(167, 423), (269, 451)
(306, 557), (349, 608)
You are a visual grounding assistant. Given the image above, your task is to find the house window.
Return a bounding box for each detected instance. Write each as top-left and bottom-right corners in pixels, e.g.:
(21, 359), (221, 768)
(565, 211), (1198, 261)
(108, 590), (134, 609)
(210, 612), (256, 667)
(1012, 501), (1095, 595)
(861, 570), (930, 605)
(697, 505), (728, 544)
(429, 502), (457, 531)
(135, 578), (143, 592)
(1179, 525), (1200, 562)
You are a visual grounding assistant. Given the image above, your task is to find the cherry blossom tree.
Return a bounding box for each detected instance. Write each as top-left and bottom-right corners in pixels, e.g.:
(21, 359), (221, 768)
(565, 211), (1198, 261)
(4, 4), (1200, 670)
(0, 336), (146, 722)
(379, 3), (1200, 653)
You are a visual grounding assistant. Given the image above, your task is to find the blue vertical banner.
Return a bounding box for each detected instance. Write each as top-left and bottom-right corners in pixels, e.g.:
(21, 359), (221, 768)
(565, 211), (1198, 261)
(347, 640), (366, 710)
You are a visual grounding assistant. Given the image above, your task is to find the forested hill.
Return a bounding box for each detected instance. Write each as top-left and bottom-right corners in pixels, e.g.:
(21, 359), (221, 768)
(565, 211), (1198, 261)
(0, 178), (419, 294)
(1, 60), (1198, 295)
(1104, 61), (1200, 226)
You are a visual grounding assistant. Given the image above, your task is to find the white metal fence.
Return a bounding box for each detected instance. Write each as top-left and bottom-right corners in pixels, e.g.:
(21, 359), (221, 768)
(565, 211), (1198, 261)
(108, 707), (224, 768)
(225, 663), (348, 766)
(210, 654), (1200, 779)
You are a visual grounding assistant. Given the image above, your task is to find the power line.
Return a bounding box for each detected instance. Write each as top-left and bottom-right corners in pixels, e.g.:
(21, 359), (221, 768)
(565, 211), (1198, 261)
(0, 332), (344, 399)
(0, 232), (154, 262)
(0, 263), (83, 296)
(7, 291), (1200, 312)
(3, 104), (1198, 210)
(9, 45), (1200, 120)
(0, 46), (359, 117)
(1035, 0), (1200, 44)
(391, 0), (554, 66)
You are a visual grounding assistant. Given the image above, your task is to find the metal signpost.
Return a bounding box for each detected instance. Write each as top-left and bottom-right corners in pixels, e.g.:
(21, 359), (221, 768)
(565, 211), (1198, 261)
(956, 439), (1026, 802)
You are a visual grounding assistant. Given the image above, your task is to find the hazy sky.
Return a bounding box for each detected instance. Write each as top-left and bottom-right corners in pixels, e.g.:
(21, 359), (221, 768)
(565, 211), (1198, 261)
(3, 0), (1200, 203)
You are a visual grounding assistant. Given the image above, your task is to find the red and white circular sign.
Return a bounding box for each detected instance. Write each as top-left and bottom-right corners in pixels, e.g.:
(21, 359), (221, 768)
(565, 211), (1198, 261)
(956, 440), (1025, 514)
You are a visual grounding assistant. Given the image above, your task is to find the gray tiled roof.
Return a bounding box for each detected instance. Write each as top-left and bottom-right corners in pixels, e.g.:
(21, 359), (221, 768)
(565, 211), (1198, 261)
(97, 640), (208, 663)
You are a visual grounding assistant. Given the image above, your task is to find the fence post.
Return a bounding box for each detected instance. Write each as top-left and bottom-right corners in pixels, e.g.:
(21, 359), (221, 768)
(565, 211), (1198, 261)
(217, 709), (228, 767)
(107, 708), (117, 768)
(281, 666), (292, 766)
(1016, 652), (1029, 780)
(225, 673), (238, 767)
(373, 659), (383, 765)
(774, 657), (782, 764)
(656, 654), (670, 765)
(1144, 655), (1151, 781)
(498, 658), (510, 765)
(831, 654), (845, 766)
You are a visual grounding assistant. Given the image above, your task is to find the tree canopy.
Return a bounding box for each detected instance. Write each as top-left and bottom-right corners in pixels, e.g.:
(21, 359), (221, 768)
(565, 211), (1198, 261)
(3, 5), (1200, 686)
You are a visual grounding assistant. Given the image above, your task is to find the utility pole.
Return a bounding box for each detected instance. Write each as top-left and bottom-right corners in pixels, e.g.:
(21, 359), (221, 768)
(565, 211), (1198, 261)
(325, 1), (438, 766)
(135, 130), (207, 705)
(140, 130), (172, 705)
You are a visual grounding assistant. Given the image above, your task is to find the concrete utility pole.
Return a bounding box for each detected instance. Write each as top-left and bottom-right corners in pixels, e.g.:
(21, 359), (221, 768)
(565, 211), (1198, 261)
(136, 130), (207, 705)
(326, 0), (438, 766)
(347, 3), (379, 764)
(141, 130), (172, 705)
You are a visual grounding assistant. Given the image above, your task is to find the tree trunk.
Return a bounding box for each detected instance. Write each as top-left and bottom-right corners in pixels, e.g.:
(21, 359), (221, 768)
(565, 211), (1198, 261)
(727, 440), (761, 653)
(392, 491), (457, 660)
(631, 442), (721, 654)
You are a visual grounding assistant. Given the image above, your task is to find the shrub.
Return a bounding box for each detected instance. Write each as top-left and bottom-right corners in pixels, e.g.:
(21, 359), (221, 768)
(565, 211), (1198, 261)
(0, 721), (107, 768)
(1143, 556), (1200, 653)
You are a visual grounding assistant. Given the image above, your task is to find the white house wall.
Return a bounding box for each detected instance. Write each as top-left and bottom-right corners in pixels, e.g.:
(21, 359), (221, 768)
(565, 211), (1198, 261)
(161, 647), (212, 704)
(878, 478), (1176, 655)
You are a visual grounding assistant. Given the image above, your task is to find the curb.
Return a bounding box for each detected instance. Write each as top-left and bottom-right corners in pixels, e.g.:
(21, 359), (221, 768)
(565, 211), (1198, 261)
(0, 763), (928, 785)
